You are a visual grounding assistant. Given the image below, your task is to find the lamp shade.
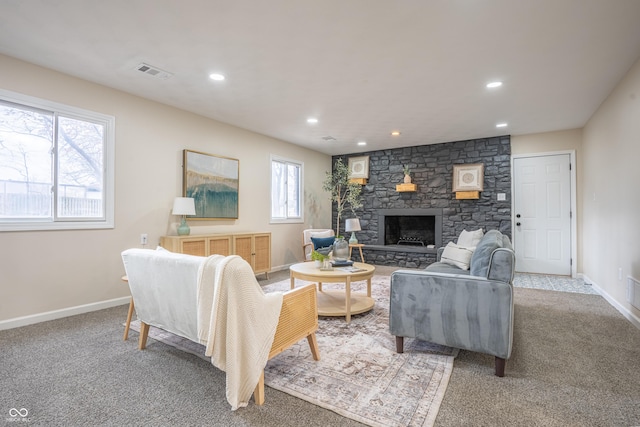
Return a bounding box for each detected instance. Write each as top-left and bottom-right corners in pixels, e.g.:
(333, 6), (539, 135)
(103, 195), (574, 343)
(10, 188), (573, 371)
(345, 218), (361, 232)
(172, 197), (196, 216)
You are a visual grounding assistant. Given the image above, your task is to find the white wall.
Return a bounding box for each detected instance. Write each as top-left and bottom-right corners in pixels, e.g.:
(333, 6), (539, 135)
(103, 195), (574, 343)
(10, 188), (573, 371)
(581, 56), (640, 321)
(0, 54), (331, 324)
(511, 129), (583, 272)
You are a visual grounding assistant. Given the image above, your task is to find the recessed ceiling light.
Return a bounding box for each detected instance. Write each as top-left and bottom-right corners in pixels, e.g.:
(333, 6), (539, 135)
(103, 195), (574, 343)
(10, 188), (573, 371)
(307, 118), (318, 124)
(391, 131), (401, 136)
(496, 123), (508, 128)
(486, 81), (502, 88)
(209, 73), (225, 81)
(357, 141), (367, 146)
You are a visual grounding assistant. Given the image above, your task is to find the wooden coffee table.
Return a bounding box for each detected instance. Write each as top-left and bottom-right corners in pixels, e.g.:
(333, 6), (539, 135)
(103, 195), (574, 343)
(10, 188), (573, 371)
(289, 262), (376, 323)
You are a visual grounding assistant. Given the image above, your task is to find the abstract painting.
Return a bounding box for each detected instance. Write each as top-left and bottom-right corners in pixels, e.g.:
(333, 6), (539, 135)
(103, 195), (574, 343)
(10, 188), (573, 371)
(183, 150), (239, 219)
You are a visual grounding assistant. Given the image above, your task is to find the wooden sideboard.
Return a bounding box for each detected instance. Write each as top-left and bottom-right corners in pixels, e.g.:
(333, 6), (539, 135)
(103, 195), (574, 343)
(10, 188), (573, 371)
(160, 232), (271, 277)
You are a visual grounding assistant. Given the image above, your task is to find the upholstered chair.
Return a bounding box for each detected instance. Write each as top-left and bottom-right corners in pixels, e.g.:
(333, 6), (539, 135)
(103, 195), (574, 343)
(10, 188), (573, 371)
(389, 229), (515, 376)
(302, 229), (335, 260)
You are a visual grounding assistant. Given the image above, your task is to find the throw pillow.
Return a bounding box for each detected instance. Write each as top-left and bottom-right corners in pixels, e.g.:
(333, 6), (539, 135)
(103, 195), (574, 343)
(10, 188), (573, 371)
(457, 228), (484, 248)
(440, 242), (475, 270)
(311, 236), (335, 250)
(470, 229), (503, 277)
(310, 230), (334, 239)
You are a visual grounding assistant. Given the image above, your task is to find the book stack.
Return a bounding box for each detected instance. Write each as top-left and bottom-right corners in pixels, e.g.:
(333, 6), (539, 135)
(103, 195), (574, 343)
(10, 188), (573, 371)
(331, 259), (354, 267)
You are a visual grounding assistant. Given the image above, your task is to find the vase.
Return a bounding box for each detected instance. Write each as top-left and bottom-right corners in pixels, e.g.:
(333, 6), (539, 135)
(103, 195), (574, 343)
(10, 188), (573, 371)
(333, 237), (349, 261)
(404, 174), (412, 184)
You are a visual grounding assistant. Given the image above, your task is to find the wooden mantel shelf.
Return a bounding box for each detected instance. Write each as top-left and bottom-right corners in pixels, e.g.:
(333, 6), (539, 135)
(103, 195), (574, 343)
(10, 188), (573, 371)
(396, 183), (417, 192)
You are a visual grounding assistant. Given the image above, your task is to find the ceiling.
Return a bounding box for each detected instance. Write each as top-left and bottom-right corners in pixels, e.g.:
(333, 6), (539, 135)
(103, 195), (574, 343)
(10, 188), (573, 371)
(1, 1), (640, 156)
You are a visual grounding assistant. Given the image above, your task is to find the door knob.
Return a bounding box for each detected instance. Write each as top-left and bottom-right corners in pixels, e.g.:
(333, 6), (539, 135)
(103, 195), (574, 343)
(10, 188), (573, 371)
(516, 214), (521, 218)
(516, 222), (521, 226)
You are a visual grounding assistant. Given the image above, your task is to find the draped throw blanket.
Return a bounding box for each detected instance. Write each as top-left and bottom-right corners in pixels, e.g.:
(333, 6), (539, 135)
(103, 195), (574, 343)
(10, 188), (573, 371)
(196, 255), (283, 410)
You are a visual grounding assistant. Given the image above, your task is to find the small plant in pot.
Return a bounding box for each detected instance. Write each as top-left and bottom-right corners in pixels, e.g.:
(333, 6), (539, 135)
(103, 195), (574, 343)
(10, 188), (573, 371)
(403, 164), (412, 183)
(311, 249), (329, 267)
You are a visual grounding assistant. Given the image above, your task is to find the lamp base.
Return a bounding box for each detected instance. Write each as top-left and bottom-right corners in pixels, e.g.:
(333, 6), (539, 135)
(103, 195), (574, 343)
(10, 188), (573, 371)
(349, 232), (358, 244)
(177, 217), (191, 235)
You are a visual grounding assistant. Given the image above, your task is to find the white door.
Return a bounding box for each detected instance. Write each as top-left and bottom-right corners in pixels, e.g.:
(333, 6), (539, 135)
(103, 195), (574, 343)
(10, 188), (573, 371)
(513, 154), (571, 275)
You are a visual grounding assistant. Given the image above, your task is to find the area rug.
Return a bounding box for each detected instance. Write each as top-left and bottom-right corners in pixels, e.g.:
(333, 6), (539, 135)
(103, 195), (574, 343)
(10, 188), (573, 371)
(129, 275), (457, 427)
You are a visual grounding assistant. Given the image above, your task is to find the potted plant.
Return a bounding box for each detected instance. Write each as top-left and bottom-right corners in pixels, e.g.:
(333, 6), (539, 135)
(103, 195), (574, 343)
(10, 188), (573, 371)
(322, 158), (363, 239)
(403, 164), (412, 183)
(311, 249), (328, 267)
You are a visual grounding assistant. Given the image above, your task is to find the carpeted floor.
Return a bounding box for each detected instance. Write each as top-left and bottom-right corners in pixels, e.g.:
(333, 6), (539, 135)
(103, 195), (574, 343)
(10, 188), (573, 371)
(130, 275), (457, 427)
(1, 269), (639, 426)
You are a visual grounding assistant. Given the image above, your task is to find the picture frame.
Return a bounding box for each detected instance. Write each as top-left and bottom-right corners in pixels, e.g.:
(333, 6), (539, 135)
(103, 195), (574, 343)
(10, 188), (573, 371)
(348, 156), (370, 179)
(452, 163), (484, 192)
(183, 149), (239, 219)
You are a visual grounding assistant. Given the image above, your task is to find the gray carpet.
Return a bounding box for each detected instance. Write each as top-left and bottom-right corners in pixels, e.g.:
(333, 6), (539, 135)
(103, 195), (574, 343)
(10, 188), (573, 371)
(1, 270), (639, 426)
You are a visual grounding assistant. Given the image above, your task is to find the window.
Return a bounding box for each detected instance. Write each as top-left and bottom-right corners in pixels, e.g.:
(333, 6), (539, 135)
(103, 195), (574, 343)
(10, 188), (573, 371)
(0, 89), (114, 231)
(271, 155), (303, 223)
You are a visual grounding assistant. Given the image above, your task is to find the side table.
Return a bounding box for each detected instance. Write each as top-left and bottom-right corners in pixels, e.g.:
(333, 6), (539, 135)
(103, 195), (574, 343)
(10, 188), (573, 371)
(349, 243), (365, 262)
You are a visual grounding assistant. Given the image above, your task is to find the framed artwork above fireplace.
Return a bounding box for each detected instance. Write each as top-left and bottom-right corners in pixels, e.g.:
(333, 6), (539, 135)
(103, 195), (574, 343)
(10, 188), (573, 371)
(348, 156), (369, 179)
(452, 163), (484, 192)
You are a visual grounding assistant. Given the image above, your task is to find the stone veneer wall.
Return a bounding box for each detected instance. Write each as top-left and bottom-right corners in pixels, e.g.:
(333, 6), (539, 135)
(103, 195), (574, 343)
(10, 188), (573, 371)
(333, 135), (511, 268)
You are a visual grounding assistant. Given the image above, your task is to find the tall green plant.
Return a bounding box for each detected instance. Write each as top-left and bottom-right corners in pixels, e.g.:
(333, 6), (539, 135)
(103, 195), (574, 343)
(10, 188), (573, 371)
(322, 158), (363, 237)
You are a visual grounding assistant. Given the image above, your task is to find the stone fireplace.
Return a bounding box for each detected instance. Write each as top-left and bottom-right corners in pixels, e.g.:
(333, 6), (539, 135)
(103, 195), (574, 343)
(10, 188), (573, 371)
(332, 135), (511, 268)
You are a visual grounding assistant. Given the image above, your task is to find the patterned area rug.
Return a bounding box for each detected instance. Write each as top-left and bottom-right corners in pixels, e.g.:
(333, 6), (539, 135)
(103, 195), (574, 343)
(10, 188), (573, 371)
(130, 275), (457, 427)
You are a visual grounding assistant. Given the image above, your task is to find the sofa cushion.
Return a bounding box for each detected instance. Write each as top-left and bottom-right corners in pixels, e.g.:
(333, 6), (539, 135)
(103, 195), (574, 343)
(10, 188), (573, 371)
(425, 261), (471, 275)
(470, 229), (503, 277)
(457, 228), (484, 248)
(440, 242), (475, 270)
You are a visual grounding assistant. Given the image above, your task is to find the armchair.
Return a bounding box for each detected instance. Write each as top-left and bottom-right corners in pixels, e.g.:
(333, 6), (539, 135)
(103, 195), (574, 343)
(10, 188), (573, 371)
(121, 248), (320, 408)
(389, 229), (515, 376)
(302, 228), (335, 260)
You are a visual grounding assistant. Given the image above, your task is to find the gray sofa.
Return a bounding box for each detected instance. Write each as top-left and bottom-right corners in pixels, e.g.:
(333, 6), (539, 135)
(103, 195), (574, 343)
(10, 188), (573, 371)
(389, 229), (515, 376)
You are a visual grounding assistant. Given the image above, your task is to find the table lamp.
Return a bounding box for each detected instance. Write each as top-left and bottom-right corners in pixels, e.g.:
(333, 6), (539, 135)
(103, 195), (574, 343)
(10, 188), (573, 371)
(172, 197), (196, 235)
(345, 218), (361, 244)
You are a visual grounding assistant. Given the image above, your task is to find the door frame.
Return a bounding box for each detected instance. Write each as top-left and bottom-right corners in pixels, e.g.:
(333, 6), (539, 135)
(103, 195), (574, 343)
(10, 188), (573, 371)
(511, 150), (577, 278)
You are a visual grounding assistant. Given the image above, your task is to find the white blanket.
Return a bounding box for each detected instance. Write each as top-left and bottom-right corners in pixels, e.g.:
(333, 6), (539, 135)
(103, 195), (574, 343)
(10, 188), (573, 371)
(197, 255), (283, 410)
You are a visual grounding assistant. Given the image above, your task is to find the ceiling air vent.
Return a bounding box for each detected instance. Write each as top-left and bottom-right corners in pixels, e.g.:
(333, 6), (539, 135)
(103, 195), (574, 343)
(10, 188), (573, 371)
(135, 63), (173, 80)
(322, 135), (337, 141)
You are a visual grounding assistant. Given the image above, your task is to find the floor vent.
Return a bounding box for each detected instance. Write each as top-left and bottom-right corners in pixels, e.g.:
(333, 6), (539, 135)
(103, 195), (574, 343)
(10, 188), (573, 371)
(135, 63), (173, 80)
(628, 276), (640, 310)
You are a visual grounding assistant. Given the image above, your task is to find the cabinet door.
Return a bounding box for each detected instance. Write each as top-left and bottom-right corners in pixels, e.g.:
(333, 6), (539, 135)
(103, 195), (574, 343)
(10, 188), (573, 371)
(253, 234), (271, 274)
(233, 235), (253, 265)
(181, 238), (207, 256)
(208, 236), (231, 256)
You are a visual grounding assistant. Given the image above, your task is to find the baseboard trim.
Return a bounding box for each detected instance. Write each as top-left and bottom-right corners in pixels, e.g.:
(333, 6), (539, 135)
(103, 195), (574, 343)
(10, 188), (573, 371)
(584, 274), (640, 330)
(0, 296), (130, 331)
(269, 263), (294, 273)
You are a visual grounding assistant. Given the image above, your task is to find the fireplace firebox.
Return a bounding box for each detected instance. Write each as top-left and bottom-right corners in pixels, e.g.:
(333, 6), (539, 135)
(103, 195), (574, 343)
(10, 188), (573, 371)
(376, 209), (442, 253)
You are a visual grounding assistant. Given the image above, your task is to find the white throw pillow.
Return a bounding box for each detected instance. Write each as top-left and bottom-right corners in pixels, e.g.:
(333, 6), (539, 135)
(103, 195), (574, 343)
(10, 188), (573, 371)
(457, 228), (484, 248)
(441, 242), (475, 270)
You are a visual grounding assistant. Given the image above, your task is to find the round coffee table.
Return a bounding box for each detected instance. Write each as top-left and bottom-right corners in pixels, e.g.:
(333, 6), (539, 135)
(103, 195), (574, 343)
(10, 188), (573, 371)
(289, 262), (376, 323)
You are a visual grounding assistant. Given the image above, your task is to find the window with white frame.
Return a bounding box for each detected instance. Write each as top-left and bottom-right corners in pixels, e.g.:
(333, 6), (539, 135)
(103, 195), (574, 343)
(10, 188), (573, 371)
(0, 89), (115, 231)
(271, 155), (303, 222)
